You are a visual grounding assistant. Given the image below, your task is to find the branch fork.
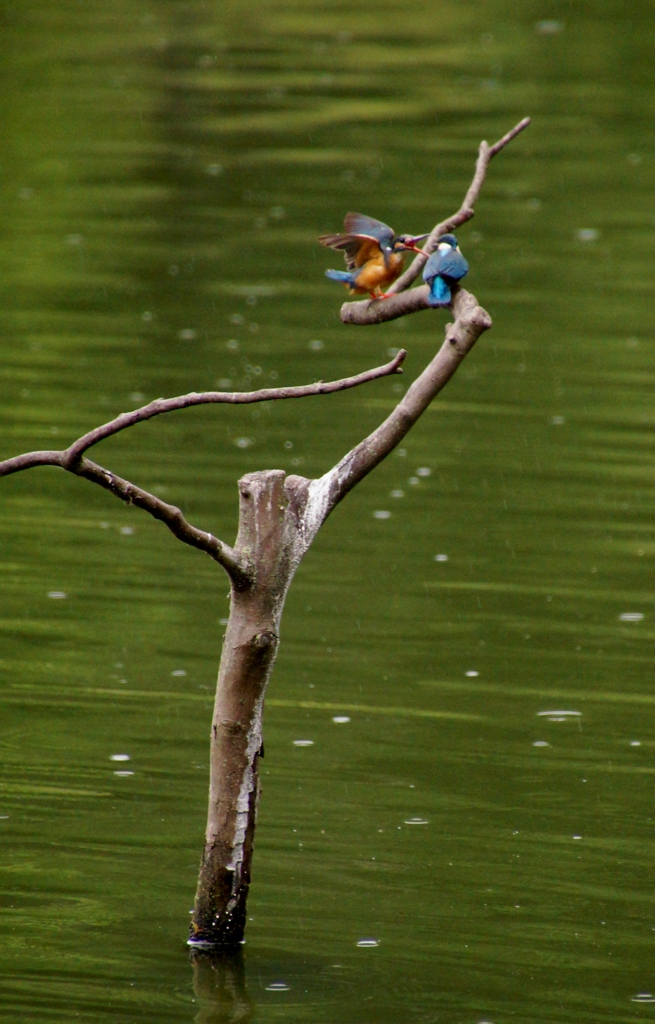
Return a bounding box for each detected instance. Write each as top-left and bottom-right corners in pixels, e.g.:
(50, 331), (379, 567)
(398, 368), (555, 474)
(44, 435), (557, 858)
(0, 118), (529, 951)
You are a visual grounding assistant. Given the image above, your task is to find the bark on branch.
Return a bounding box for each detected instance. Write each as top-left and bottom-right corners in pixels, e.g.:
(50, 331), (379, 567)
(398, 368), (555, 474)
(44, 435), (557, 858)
(190, 284), (492, 950)
(339, 116), (530, 326)
(0, 350), (405, 585)
(288, 287), (491, 551)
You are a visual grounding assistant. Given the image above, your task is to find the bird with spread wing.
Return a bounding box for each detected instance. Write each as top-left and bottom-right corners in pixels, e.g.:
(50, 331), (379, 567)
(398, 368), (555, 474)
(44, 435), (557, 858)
(319, 212), (427, 300)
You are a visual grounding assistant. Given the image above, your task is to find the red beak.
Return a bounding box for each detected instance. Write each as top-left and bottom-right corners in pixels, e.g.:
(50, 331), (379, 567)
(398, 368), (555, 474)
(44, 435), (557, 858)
(404, 234), (429, 254)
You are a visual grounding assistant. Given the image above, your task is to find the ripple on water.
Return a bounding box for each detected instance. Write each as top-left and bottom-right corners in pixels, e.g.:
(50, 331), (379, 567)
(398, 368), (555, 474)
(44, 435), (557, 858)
(537, 710), (581, 722)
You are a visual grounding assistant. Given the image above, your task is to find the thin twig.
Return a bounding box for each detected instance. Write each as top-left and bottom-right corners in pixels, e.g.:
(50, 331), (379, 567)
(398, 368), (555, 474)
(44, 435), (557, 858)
(62, 349), (406, 465)
(77, 458), (248, 583)
(0, 350), (406, 582)
(391, 116), (530, 293)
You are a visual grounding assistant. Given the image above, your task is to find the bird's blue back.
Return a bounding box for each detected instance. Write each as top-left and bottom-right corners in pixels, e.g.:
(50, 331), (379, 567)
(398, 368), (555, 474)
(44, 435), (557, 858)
(423, 247), (469, 283)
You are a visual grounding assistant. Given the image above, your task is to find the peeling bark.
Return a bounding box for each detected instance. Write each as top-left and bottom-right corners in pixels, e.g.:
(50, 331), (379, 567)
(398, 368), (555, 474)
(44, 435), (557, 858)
(189, 288), (492, 949)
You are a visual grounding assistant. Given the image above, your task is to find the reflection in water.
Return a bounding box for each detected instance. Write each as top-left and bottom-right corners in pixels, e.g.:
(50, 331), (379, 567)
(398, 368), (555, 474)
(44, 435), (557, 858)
(191, 951), (252, 1024)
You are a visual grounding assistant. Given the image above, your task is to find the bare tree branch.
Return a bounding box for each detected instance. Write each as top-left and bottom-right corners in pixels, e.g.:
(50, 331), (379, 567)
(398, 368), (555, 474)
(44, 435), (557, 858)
(76, 457), (248, 583)
(292, 287), (492, 549)
(0, 350), (406, 585)
(338, 116), (531, 326)
(62, 349), (406, 465)
(340, 282), (438, 326)
(392, 116), (530, 291)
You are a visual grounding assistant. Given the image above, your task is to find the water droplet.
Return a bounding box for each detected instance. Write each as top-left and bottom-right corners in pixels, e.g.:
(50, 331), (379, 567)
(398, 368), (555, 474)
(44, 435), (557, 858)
(573, 835), (581, 840)
(206, 163), (223, 176)
(551, 415), (565, 425)
(416, 467), (431, 477)
(284, 440), (293, 450)
(390, 489), (404, 498)
(178, 328), (197, 341)
(404, 817), (428, 825)
(332, 716), (350, 723)
(535, 19), (564, 34)
(110, 754), (130, 761)
(619, 612), (644, 622)
(141, 311), (153, 322)
(114, 770), (134, 777)
(434, 553), (448, 562)
(356, 938), (379, 947)
(308, 338), (324, 351)
(235, 437), (253, 448)
(630, 741), (642, 747)
(266, 982), (289, 991)
(465, 670), (479, 677)
(293, 739), (314, 747)
(171, 669), (187, 677)
(576, 228), (599, 242)
(47, 591), (66, 599)
(408, 477), (419, 486)
(373, 510), (391, 519)
(632, 994), (655, 1003)
(120, 526), (134, 536)
(532, 741), (550, 747)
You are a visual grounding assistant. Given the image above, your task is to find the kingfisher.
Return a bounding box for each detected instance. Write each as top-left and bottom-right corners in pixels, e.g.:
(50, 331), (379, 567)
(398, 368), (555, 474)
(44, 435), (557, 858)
(319, 212), (428, 299)
(422, 234), (468, 306)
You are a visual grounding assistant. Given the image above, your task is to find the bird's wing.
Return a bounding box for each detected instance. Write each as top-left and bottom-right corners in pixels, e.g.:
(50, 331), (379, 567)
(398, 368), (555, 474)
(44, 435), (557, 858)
(343, 212), (395, 246)
(424, 248), (469, 282)
(318, 232), (382, 271)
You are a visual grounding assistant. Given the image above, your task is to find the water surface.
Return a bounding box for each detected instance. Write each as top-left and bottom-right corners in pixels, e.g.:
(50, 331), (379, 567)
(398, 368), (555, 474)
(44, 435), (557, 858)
(2, 2), (655, 1022)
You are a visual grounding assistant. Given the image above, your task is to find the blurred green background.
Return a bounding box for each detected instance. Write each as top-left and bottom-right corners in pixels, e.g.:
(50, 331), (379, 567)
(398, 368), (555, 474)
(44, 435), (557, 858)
(2, 1), (655, 1022)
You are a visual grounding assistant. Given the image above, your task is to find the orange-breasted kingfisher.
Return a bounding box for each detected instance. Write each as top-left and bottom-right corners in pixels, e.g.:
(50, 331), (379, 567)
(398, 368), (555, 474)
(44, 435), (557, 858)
(319, 212), (428, 299)
(422, 234), (468, 306)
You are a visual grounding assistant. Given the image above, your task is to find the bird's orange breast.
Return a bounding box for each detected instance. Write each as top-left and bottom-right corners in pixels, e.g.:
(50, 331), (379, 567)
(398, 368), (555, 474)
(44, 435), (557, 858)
(351, 252), (404, 295)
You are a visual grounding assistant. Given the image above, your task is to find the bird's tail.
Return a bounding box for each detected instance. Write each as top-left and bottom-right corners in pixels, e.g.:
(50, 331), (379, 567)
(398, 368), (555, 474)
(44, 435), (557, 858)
(426, 275), (451, 307)
(325, 269), (355, 284)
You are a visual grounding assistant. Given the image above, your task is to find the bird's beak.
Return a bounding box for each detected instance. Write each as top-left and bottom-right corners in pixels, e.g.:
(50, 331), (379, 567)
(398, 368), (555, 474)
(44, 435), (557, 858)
(404, 233), (429, 254)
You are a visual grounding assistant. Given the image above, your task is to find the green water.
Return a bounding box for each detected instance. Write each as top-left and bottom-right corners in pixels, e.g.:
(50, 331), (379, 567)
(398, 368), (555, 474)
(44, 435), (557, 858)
(2, 1), (655, 1021)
